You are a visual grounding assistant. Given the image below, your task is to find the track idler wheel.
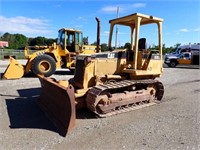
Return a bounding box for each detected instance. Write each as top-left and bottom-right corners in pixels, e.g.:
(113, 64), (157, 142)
(155, 81), (164, 101)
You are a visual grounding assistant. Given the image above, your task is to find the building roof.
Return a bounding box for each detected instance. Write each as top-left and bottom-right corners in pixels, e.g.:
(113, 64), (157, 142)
(0, 41), (9, 48)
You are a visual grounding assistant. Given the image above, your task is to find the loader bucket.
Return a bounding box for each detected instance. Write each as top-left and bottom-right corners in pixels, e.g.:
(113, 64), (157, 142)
(2, 57), (24, 79)
(37, 75), (76, 136)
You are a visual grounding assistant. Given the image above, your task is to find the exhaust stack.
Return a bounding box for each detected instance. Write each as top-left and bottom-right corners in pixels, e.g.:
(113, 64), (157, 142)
(96, 17), (100, 53)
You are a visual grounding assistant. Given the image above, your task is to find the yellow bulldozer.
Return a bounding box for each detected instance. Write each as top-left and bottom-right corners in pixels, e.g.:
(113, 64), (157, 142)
(37, 13), (164, 136)
(2, 28), (97, 79)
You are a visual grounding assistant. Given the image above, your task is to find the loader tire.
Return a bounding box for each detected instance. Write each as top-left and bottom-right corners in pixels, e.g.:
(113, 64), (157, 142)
(32, 54), (56, 77)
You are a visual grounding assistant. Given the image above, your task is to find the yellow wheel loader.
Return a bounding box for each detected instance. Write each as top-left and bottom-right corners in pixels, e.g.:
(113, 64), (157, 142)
(2, 28), (97, 79)
(37, 13), (164, 136)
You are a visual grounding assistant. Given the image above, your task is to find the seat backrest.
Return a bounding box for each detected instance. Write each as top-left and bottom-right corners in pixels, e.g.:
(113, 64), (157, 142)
(138, 38), (146, 50)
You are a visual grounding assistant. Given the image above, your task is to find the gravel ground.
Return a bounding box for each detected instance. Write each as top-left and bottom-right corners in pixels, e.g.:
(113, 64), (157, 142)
(0, 60), (199, 150)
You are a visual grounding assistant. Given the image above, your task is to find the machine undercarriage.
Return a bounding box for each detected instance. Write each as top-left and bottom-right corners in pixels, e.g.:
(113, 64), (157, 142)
(86, 79), (164, 117)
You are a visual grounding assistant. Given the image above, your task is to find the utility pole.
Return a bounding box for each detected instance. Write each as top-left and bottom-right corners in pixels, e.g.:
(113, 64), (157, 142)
(115, 7), (119, 49)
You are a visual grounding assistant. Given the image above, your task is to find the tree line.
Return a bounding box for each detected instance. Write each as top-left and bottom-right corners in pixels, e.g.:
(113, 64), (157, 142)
(98, 42), (180, 54)
(0, 32), (179, 54)
(0, 32), (56, 49)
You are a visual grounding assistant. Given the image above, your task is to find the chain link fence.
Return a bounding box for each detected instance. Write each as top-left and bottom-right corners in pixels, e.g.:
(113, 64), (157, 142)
(0, 49), (25, 59)
(0, 49), (37, 60)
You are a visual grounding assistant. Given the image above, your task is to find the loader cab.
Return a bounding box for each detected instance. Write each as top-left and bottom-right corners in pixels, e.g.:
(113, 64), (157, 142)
(57, 28), (83, 53)
(108, 13), (163, 79)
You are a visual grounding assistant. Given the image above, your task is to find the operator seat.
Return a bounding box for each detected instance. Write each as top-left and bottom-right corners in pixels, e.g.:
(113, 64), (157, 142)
(138, 38), (147, 51)
(138, 38), (147, 69)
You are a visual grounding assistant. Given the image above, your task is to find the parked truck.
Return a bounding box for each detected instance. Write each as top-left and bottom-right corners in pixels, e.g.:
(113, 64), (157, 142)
(166, 43), (200, 56)
(164, 51), (199, 67)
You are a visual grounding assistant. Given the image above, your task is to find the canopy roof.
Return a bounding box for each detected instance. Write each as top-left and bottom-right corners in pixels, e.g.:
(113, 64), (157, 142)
(58, 28), (81, 33)
(109, 13), (163, 26)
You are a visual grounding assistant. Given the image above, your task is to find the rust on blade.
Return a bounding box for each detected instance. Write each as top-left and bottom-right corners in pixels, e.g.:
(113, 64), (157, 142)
(37, 75), (76, 136)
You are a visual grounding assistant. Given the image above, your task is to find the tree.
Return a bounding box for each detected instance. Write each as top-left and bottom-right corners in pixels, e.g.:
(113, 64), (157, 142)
(174, 43), (181, 49)
(0, 32), (57, 49)
(83, 37), (88, 45)
(0, 32), (28, 49)
(46, 38), (56, 46)
(101, 43), (108, 52)
(29, 36), (46, 46)
(28, 36), (56, 46)
(124, 42), (131, 50)
(91, 41), (97, 46)
(14, 34), (28, 49)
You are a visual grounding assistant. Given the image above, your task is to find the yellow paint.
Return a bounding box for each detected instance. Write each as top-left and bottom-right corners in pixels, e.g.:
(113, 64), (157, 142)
(4, 28), (97, 79)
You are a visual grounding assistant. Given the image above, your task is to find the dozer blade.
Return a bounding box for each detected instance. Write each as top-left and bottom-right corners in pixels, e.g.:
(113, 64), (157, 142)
(37, 75), (76, 136)
(2, 57), (24, 79)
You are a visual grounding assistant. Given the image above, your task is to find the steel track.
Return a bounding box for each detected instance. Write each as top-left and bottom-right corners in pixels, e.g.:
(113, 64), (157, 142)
(86, 79), (164, 117)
